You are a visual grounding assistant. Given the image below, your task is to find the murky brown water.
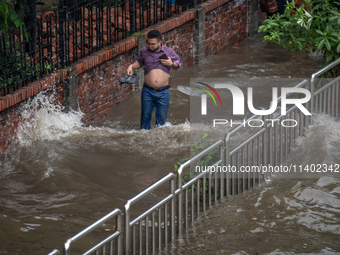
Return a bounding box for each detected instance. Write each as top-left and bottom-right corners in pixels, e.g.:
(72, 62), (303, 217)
(157, 115), (340, 255)
(1, 34), (339, 254)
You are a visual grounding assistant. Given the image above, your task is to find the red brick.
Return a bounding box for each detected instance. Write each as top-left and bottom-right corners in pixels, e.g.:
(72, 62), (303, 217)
(0, 100), (5, 112)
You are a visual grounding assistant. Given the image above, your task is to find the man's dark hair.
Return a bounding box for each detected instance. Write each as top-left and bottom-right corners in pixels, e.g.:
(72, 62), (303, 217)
(147, 30), (162, 41)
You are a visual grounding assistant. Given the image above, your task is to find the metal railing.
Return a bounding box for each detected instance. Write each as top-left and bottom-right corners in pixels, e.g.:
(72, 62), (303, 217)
(224, 79), (310, 194)
(176, 139), (224, 236)
(64, 208), (122, 255)
(47, 249), (61, 255)
(1, 0), (206, 96)
(125, 173), (175, 255)
(46, 60), (340, 255)
(311, 58), (340, 117)
(313, 75), (340, 116)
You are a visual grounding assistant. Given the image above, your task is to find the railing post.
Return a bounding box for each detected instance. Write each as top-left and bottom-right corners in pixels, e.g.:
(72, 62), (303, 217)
(63, 67), (78, 112)
(247, 0), (259, 36)
(58, 7), (67, 68)
(193, 6), (206, 64)
(136, 34), (146, 91)
(64, 239), (71, 255)
(177, 164), (184, 236)
(269, 115), (273, 168)
(24, 0), (37, 60)
(224, 133), (230, 196)
(267, 112), (273, 179)
(219, 142), (224, 199)
(129, 0), (135, 34)
(310, 75), (315, 124)
(262, 115), (267, 181)
(125, 202), (131, 255)
(170, 178), (175, 242)
(117, 213), (122, 255)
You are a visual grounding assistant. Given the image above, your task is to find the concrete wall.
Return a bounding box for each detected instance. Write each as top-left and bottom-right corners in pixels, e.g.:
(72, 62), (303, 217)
(0, 0), (261, 155)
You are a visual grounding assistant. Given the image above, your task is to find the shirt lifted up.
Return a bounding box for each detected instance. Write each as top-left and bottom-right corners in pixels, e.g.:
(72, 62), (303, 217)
(137, 44), (182, 76)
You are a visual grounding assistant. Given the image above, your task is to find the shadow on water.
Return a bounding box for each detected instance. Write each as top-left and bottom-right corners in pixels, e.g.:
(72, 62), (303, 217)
(1, 34), (339, 254)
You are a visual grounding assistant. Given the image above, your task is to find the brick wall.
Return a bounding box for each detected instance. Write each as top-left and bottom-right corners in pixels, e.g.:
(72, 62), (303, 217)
(0, 104), (22, 153)
(163, 21), (195, 66)
(204, 0), (247, 54)
(77, 49), (137, 124)
(259, 11), (267, 26)
(0, 0), (251, 155)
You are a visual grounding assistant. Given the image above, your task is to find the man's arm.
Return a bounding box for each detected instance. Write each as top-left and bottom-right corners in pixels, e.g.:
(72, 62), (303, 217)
(167, 48), (182, 69)
(127, 61), (141, 75)
(172, 62), (179, 68)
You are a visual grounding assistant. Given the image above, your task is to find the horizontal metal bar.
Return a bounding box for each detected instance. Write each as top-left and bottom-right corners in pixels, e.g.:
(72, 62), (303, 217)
(182, 171), (206, 190)
(130, 194), (174, 226)
(182, 160), (222, 190)
(226, 79), (309, 145)
(64, 208), (121, 252)
(187, 140), (223, 164)
(227, 114), (260, 136)
(174, 158), (220, 196)
(127, 173), (174, 206)
(269, 104), (299, 123)
(46, 249), (60, 255)
(176, 140), (223, 196)
(83, 231), (121, 255)
(314, 75), (340, 97)
(268, 79), (309, 109)
(311, 58), (340, 79)
(229, 128), (266, 156)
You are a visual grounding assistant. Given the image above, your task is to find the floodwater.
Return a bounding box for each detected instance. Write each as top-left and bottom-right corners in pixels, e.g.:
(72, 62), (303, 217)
(1, 33), (339, 254)
(157, 115), (340, 255)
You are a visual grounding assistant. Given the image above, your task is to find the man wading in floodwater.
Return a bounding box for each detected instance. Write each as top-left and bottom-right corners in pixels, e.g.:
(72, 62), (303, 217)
(126, 29), (182, 130)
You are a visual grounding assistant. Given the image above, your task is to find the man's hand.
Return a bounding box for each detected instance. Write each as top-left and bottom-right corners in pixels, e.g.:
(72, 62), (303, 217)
(127, 65), (133, 75)
(127, 61), (141, 75)
(160, 57), (173, 67)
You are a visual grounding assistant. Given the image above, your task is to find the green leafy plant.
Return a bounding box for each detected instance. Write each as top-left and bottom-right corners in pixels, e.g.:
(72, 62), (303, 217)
(0, 0), (28, 32)
(174, 133), (221, 202)
(130, 32), (144, 37)
(191, 133), (220, 167)
(0, 39), (48, 92)
(258, 0), (340, 74)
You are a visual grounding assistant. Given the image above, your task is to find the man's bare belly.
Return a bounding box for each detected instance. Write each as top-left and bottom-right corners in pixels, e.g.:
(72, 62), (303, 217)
(144, 69), (169, 88)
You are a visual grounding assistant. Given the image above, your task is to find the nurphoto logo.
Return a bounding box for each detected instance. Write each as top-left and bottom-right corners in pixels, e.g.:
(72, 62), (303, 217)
(195, 81), (312, 128)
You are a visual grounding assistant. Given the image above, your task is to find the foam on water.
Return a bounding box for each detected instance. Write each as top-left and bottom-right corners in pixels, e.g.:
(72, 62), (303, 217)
(0, 92), (194, 177)
(289, 114), (340, 167)
(14, 92), (192, 144)
(16, 92), (84, 146)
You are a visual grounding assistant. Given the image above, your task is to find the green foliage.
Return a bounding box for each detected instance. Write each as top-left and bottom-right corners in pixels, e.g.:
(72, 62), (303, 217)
(130, 32), (144, 37)
(174, 134), (221, 202)
(258, 0), (340, 66)
(190, 133), (220, 167)
(0, 39), (48, 92)
(0, 0), (28, 32)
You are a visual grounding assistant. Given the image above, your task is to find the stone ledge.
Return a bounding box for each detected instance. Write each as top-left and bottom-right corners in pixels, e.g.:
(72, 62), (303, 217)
(0, 70), (67, 112)
(201, 0), (233, 13)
